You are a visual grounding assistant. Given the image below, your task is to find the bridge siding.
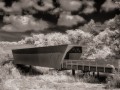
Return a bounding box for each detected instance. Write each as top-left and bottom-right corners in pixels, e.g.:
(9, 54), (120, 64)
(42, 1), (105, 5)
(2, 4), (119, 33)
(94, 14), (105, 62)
(13, 45), (82, 69)
(14, 53), (62, 69)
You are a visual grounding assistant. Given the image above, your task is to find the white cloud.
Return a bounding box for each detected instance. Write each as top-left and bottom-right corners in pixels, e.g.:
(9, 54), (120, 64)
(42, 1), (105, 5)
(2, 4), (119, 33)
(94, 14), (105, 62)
(101, 0), (119, 12)
(1, 24), (17, 32)
(0, 0), (54, 14)
(59, 0), (82, 11)
(2, 15), (50, 32)
(57, 12), (85, 27)
(0, 1), (4, 9)
(82, 0), (96, 14)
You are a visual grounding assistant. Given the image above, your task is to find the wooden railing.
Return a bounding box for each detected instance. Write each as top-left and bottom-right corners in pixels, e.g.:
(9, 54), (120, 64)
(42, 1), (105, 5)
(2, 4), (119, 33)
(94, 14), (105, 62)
(61, 59), (120, 73)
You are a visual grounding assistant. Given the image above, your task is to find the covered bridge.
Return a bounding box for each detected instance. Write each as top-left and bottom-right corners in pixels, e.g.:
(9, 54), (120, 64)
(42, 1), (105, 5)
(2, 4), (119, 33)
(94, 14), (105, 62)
(12, 44), (82, 69)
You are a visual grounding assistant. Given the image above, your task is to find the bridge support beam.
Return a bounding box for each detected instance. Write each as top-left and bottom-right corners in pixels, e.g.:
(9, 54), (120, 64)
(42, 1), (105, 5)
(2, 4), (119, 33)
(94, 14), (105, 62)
(72, 69), (75, 76)
(97, 72), (99, 78)
(29, 65), (32, 73)
(93, 72), (95, 77)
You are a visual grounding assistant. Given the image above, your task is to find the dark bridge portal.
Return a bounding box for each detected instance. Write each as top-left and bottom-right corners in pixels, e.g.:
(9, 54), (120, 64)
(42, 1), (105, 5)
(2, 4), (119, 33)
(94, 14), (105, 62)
(65, 47), (82, 60)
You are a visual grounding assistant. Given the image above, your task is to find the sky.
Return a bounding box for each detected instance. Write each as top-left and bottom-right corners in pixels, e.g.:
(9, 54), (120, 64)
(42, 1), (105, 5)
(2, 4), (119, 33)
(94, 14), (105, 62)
(0, 0), (120, 41)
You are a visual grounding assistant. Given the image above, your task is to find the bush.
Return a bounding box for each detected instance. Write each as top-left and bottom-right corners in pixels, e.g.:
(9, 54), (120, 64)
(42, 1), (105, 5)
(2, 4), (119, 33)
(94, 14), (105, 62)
(106, 65), (120, 89)
(82, 76), (99, 83)
(106, 74), (120, 89)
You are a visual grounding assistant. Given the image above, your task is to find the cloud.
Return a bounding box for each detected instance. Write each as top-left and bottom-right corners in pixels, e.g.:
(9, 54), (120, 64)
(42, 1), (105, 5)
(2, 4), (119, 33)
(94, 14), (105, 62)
(1, 24), (17, 32)
(1, 15), (50, 32)
(0, 0), (54, 15)
(19, 0), (54, 11)
(0, 0), (119, 33)
(57, 12), (85, 27)
(0, 1), (4, 9)
(58, 0), (96, 14)
(101, 0), (119, 12)
(0, 1), (22, 14)
(59, 0), (82, 11)
(82, 0), (96, 14)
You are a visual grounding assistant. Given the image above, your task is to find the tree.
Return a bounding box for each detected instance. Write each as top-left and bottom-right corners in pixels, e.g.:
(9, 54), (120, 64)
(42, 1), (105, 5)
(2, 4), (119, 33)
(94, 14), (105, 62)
(45, 32), (70, 46)
(81, 19), (105, 36)
(32, 34), (45, 47)
(66, 29), (93, 45)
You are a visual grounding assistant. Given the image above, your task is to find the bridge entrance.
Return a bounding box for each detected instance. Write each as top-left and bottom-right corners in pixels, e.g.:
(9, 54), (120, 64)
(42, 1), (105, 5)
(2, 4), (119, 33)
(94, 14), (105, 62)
(65, 46), (82, 60)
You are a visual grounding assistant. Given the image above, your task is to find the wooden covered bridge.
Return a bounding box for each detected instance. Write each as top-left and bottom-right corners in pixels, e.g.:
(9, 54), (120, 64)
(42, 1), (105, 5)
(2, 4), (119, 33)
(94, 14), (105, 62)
(11, 44), (120, 75)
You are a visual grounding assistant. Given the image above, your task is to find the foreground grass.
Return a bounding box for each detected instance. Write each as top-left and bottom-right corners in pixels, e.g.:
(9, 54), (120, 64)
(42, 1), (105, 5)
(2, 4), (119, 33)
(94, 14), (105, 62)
(0, 61), (119, 90)
(0, 65), (105, 90)
(0, 46), (120, 90)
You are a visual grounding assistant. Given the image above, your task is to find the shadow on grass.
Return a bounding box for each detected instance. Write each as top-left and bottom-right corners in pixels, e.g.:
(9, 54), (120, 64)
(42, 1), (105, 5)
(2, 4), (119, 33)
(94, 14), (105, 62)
(15, 64), (43, 76)
(64, 70), (107, 84)
(79, 75), (107, 84)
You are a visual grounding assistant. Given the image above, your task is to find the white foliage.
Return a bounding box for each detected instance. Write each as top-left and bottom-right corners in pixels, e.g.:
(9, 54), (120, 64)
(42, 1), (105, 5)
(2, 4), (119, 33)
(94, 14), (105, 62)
(32, 34), (45, 47)
(45, 33), (71, 46)
(88, 46), (113, 59)
(66, 29), (93, 45)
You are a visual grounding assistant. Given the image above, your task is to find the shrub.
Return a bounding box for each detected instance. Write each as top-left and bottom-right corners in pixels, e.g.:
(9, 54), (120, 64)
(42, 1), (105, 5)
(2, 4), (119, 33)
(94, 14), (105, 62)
(82, 75), (99, 83)
(106, 65), (120, 89)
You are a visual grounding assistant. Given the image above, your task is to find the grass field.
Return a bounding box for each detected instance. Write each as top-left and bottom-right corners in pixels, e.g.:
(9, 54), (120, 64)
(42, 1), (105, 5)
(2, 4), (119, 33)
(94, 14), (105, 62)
(0, 64), (106, 90)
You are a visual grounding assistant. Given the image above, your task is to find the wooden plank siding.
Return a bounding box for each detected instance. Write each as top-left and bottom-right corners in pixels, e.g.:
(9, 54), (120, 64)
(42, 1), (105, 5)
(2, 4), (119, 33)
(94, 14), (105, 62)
(13, 53), (62, 69)
(12, 44), (82, 69)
